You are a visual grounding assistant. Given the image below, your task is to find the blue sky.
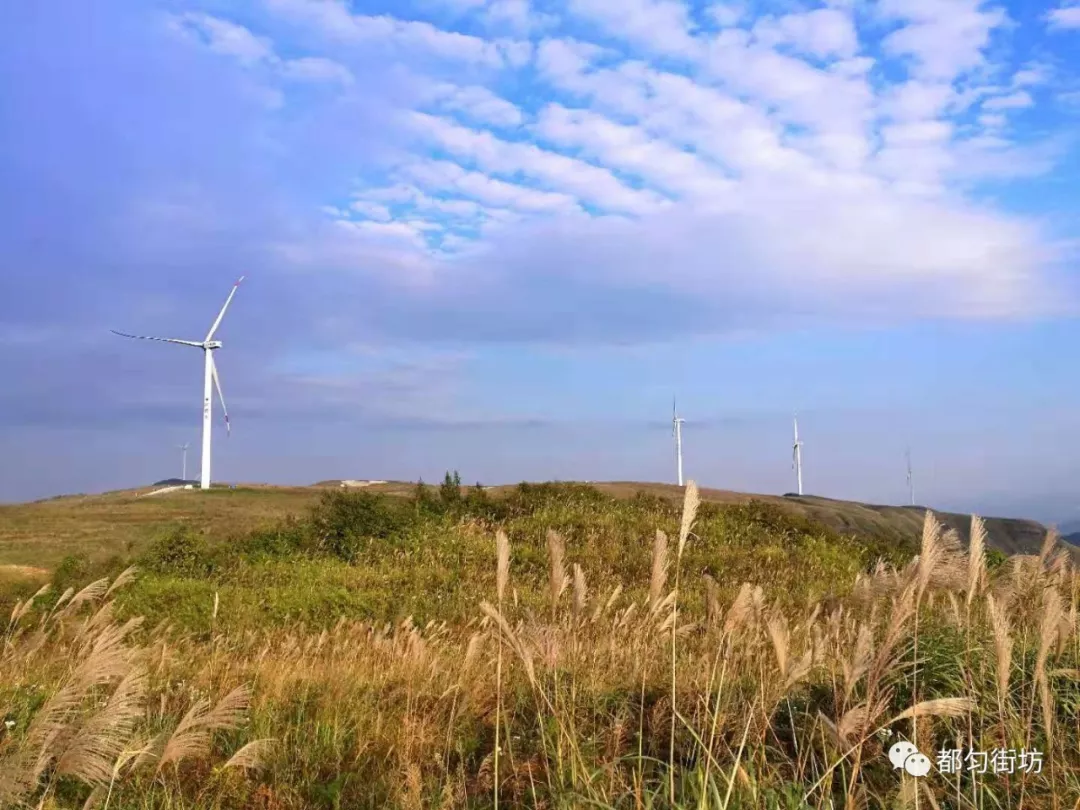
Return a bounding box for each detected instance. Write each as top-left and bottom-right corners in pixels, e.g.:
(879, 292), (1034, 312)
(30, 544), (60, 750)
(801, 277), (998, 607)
(2, 0), (1080, 522)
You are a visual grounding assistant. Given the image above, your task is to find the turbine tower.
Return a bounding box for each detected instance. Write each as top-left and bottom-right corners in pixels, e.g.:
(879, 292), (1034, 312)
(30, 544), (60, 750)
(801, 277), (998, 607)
(672, 398), (686, 487)
(792, 415), (804, 496)
(178, 442), (190, 482)
(113, 277), (244, 490)
(906, 448), (914, 506)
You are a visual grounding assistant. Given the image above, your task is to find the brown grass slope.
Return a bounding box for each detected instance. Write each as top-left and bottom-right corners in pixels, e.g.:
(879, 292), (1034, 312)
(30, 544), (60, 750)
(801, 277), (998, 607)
(588, 482), (1052, 556)
(0, 479), (1054, 573)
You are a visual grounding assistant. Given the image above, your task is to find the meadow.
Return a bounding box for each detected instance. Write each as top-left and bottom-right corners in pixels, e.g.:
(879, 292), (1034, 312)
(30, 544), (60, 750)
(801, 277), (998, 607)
(1, 479), (1075, 809)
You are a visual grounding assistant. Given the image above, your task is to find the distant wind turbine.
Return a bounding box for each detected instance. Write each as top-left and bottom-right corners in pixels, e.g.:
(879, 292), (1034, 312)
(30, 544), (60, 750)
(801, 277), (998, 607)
(113, 277), (244, 490)
(792, 415), (804, 496)
(672, 398), (686, 487)
(906, 447), (915, 506)
(178, 442), (190, 482)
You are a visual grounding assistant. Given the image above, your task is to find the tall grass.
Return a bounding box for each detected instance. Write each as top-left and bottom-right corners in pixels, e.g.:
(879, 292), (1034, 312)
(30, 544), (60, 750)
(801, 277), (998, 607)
(2, 484), (1078, 807)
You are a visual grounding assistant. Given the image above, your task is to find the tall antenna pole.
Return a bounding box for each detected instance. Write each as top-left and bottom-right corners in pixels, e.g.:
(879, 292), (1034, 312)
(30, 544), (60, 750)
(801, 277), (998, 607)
(906, 447), (914, 506)
(673, 398), (685, 487)
(793, 415), (804, 496)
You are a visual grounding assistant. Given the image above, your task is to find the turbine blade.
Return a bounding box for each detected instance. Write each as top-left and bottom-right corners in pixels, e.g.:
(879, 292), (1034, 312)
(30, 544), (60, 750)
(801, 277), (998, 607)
(111, 330), (202, 347)
(205, 276), (245, 342)
(210, 354), (231, 436)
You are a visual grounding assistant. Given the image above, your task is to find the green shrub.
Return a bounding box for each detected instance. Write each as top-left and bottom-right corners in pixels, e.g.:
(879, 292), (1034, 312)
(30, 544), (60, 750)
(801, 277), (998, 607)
(139, 524), (217, 577)
(986, 548), (1009, 571)
(308, 490), (417, 563)
(239, 516), (309, 560)
(438, 470), (463, 507)
(51, 553), (91, 592)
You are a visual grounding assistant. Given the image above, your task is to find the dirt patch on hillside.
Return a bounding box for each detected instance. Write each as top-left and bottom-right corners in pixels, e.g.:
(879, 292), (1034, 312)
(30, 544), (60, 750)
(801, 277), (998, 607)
(0, 564), (50, 580)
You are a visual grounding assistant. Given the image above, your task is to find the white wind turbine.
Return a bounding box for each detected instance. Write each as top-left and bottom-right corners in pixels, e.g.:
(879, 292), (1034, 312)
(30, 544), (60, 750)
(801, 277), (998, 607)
(792, 415), (804, 496)
(906, 447), (915, 506)
(113, 277), (244, 490)
(672, 398), (686, 487)
(178, 442), (190, 482)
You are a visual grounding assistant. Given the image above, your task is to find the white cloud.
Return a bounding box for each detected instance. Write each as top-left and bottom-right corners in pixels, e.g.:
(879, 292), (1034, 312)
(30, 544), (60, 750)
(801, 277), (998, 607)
(350, 200), (393, 221)
(425, 0), (488, 10)
(425, 83), (524, 127)
(169, 12), (353, 89)
(708, 2), (745, 28)
(879, 80), (957, 121)
(408, 112), (667, 214)
(336, 218), (431, 249)
(1012, 62), (1052, 87)
(877, 0), (1008, 81)
(566, 0), (700, 57)
(279, 56), (354, 85)
(751, 9), (859, 59)
(1047, 3), (1080, 29)
(264, 0), (518, 66)
(243, 0), (1071, 326)
(533, 104), (733, 199)
(170, 13), (275, 65)
(535, 40), (815, 176)
(484, 0), (552, 34)
(982, 90), (1034, 111)
(397, 159), (584, 213)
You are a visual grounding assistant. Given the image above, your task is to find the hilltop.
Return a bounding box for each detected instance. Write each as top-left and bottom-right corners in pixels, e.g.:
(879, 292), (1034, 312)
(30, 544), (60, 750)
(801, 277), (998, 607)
(0, 478), (1055, 576)
(4, 478), (1079, 809)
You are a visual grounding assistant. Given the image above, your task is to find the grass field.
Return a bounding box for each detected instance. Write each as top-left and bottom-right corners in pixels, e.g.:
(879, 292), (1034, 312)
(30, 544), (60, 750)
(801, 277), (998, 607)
(0, 486), (325, 570)
(0, 478), (1049, 575)
(1, 479), (1077, 809)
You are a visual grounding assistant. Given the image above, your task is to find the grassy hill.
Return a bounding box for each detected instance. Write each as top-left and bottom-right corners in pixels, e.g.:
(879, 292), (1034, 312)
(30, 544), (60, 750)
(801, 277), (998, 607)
(1, 480), (923, 630)
(0, 479), (1052, 577)
(588, 482), (1051, 556)
(2, 479), (1078, 809)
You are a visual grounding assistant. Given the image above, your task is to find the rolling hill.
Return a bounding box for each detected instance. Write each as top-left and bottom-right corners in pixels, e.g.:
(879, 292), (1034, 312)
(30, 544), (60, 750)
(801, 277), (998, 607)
(0, 479), (1059, 575)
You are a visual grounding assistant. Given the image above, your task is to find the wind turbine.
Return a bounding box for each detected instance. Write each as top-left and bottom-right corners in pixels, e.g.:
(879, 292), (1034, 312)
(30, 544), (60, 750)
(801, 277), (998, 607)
(792, 415), (804, 496)
(178, 442), (190, 482)
(672, 398), (686, 487)
(906, 448), (915, 506)
(113, 277), (244, 490)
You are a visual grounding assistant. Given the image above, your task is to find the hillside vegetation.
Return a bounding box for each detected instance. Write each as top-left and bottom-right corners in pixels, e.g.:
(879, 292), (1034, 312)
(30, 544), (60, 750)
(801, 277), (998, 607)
(5, 481), (917, 632)
(0, 478), (1048, 576)
(1, 480), (1077, 808)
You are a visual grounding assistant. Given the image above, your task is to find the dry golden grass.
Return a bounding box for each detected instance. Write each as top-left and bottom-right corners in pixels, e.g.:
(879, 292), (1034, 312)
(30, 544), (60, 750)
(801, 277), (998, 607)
(1, 570), (260, 808)
(3, 482), (1079, 808)
(0, 487), (323, 569)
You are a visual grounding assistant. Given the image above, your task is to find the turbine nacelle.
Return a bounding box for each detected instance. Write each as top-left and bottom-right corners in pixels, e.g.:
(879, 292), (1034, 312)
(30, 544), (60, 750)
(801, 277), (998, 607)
(204, 341), (222, 350)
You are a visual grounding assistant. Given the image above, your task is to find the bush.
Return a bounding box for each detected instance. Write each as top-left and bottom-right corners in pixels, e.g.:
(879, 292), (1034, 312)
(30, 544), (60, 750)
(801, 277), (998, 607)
(239, 516), (309, 560)
(986, 548), (1009, 571)
(51, 554), (91, 592)
(140, 524), (217, 577)
(308, 490), (417, 563)
(439, 470), (463, 507)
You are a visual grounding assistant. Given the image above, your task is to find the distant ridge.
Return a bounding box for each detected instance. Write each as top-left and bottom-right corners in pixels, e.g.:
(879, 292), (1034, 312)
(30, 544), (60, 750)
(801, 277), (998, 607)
(583, 482), (1060, 558)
